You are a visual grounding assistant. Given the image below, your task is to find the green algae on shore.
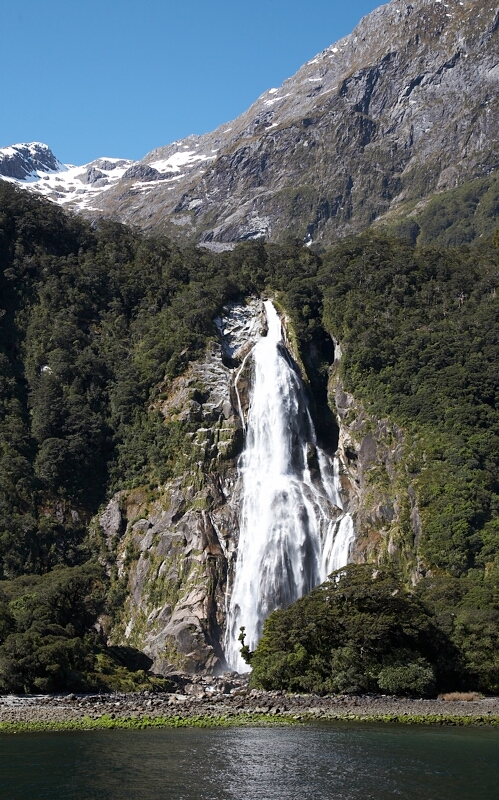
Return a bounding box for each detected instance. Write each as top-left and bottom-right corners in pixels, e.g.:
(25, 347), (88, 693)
(0, 714), (293, 734)
(1, 712), (499, 734)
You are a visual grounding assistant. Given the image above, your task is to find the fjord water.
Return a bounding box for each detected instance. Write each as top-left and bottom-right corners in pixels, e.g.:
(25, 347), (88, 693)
(225, 301), (353, 669)
(1, 724), (498, 799)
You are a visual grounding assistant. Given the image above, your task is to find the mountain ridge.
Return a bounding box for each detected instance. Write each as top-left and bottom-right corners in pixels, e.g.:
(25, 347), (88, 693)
(1, 0), (498, 246)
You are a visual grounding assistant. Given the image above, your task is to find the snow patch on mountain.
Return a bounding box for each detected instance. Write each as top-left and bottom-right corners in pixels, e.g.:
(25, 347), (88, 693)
(150, 150), (215, 173)
(0, 143), (135, 211)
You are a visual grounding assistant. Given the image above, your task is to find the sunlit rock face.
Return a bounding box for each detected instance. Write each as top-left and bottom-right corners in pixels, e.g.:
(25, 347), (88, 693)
(98, 301), (266, 675)
(3, 2), (498, 246)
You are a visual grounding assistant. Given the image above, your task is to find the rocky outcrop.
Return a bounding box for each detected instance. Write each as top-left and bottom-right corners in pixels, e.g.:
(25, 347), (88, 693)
(97, 301), (266, 675)
(328, 346), (423, 579)
(0, 143), (63, 180)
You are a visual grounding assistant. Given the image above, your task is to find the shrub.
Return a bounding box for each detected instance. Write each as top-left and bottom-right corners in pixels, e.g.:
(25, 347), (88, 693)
(248, 564), (455, 695)
(377, 660), (436, 697)
(438, 692), (481, 701)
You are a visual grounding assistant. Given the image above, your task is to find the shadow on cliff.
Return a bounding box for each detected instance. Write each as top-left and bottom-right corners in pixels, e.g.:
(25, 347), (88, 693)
(301, 328), (339, 453)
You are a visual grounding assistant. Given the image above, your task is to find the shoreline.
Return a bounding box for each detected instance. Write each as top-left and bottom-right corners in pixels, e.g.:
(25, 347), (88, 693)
(2, 690), (499, 733)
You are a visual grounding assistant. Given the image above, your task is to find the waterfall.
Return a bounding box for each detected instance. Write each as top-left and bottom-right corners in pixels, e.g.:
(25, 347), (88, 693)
(224, 300), (354, 672)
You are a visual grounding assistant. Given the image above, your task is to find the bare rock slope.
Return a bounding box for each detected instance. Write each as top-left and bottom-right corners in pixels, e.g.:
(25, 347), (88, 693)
(2, 0), (498, 246)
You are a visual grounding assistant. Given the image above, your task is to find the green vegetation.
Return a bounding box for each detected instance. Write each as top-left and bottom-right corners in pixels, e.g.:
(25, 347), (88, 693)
(320, 232), (499, 576)
(2, 713), (499, 734)
(1, 180), (499, 694)
(386, 174), (499, 247)
(0, 563), (105, 692)
(0, 562), (174, 693)
(248, 563), (499, 694)
(246, 565), (456, 695)
(0, 714), (291, 734)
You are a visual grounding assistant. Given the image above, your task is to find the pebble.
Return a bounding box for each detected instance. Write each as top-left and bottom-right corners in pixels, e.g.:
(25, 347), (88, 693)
(1, 676), (498, 726)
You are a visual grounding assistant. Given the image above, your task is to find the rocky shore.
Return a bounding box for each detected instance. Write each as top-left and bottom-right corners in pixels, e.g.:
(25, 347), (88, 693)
(1, 674), (499, 731)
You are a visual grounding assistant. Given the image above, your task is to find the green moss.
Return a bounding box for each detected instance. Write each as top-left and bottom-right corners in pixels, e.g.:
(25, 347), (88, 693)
(146, 554), (185, 611)
(0, 714), (293, 734)
(0, 712), (497, 735)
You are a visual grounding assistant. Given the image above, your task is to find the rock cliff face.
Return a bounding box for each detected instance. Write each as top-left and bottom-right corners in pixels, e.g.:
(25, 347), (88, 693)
(0, 143), (64, 180)
(70, 0), (499, 244)
(329, 358), (422, 581)
(3, 0), (497, 246)
(97, 301), (266, 675)
(96, 298), (421, 675)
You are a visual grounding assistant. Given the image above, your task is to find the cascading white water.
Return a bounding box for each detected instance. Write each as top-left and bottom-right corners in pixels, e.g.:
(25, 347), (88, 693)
(224, 300), (354, 671)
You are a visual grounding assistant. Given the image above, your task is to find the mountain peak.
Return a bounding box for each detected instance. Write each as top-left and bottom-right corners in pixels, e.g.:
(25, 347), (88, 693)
(0, 143), (136, 211)
(0, 142), (65, 181)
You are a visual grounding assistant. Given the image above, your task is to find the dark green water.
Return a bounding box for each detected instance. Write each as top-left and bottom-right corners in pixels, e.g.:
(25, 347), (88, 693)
(1, 722), (498, 799)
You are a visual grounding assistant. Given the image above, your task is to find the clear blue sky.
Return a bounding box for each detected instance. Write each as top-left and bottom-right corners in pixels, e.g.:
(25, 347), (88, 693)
(2, 0), (382, 165)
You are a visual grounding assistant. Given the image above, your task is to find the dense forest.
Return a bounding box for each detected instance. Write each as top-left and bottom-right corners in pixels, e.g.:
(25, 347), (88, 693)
(0, 181), (498, 693)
